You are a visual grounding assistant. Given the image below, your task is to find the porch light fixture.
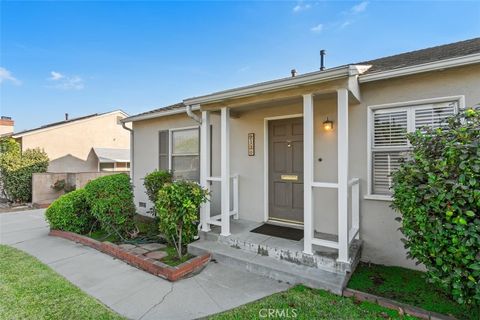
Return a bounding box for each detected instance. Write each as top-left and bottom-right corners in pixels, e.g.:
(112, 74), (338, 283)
(323, 118), (334, 131)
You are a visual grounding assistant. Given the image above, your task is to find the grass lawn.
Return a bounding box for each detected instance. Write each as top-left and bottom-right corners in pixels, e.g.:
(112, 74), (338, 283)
(348, 262), (478, 320)
(0, 245), (124, 320)
(210, 285), (417, 320)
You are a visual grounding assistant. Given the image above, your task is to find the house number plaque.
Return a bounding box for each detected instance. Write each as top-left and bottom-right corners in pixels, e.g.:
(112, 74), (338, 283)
(248, 133), (255, 156)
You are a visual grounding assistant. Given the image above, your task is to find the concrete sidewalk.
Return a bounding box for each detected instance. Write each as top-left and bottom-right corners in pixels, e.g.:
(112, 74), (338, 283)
(0, 209), (290, 320)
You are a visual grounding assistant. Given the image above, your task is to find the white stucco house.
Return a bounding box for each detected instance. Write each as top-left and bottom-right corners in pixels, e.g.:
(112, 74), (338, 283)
(122, 38), (480, 292)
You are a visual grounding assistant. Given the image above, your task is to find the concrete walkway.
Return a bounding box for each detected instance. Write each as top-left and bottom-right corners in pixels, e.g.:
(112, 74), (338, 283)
(0, 209), (290, 320)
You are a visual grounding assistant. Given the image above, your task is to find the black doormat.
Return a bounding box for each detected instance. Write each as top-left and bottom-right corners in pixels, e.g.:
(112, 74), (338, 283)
(250, 224), (303, 241)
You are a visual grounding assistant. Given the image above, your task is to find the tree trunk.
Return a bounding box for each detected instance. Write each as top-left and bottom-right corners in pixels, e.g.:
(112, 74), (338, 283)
(177, 222), (183, 259)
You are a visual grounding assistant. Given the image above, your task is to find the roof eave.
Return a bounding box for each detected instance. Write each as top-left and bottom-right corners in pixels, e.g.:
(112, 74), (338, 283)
(359, 52), (480, 83)
(183, 65), (369, 106)
(121, 105), (199, 123)
(12, 110), (129, 138)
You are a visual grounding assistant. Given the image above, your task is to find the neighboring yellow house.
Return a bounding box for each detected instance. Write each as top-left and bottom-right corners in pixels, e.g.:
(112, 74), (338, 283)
(13, 110), (131, 173)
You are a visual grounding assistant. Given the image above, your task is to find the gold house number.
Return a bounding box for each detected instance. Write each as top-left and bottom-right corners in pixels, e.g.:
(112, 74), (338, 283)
(248, 133), (255, 156)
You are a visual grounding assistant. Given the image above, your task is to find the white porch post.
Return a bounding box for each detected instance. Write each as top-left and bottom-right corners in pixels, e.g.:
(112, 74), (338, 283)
(220, 107), (231, 236)
(200, 110), (211, 232)
(337, 88), (349, 263)
(303, 93), (314, 255)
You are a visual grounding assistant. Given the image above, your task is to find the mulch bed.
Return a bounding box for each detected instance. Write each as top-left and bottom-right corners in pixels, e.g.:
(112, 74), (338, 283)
(50, 230), (211, 281)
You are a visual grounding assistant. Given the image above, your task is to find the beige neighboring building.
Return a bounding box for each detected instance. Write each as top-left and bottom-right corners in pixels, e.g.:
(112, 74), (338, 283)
(0, 116), (14, 137)
(123, 38), (480, 292)
(13, 110), (131, 173)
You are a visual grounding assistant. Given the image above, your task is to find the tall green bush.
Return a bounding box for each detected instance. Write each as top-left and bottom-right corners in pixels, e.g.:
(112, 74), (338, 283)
(155, 181), (208, 258)
(0, 142), (49, 202)
(45, 189), (95, 234)
(391, 108), (480, 306)
(143, 170), (173, 203)
(84, 174), (136, 239)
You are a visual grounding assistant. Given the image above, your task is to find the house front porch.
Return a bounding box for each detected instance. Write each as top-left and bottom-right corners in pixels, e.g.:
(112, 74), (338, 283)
(184, 65), (368, 292)
(188, 218), (362, 294)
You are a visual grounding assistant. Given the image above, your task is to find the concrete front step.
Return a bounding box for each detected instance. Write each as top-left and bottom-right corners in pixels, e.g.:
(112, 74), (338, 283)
(188, 239), (347, 294)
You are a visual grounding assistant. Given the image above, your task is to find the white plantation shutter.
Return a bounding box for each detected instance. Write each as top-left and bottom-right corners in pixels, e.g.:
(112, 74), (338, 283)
(370, 99), (458, 195)
(415, 102), (457, 131)
(373, 110), (408, 147)
(372, 151), (403, 195)
(372, 109), (408, 195)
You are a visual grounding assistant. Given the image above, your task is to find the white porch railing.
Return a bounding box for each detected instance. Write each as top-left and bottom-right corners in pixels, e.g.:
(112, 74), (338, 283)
(204, 174), (239, 227)
(308, 178), (360, 250)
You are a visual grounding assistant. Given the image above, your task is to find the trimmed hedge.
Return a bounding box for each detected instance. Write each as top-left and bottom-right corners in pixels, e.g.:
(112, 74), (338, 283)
(143, 170), (173, 204)
(45, 189), (95, 234)
(392, 108), (480, 306)
(84, 174), (136, 238)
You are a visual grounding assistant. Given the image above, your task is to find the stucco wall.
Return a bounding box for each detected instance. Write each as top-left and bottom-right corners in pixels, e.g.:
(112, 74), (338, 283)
(19, 112), (130, 173)
(351, 64), (480, 269)
(131, 64), (480, 270)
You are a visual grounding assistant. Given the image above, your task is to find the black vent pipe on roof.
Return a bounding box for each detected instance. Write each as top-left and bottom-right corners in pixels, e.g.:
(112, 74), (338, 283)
(320, 50), (326, 71)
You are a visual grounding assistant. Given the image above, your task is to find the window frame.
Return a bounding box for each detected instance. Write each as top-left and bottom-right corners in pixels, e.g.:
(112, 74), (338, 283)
(366, 95), (464, 201)
(158, 125), (200, 181)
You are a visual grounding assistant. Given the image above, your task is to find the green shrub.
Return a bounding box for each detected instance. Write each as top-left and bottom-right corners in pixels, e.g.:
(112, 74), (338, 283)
(391, 108), (480, 306)
(155, 181), (208, 258)
(84, 174), (136, 239)
(0, 145), (49, 203)
(143, 170), (173, 203)
(45, 189), (95, 234)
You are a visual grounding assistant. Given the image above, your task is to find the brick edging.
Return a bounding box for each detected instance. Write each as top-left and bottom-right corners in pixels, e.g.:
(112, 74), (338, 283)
(49, 230), (211, 281)
(342, 288), (456, 320)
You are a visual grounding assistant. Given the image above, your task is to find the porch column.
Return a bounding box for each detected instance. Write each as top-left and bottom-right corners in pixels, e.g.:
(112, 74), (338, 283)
(200, 110), (211, 232)
(220, 107), (231, 236)
(303, 93), (314, 255)
(337, 88), (349, 263)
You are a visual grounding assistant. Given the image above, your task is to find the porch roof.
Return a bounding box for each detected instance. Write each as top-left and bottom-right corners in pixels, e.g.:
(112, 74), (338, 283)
(183, 65), (369, 107)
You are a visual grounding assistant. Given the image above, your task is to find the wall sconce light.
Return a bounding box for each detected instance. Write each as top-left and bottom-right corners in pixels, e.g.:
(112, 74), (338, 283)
(323, 118), (334, 131)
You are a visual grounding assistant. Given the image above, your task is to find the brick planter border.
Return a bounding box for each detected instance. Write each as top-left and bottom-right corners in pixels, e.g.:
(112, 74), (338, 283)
(50, 230), (211, 281)
(342, 288), (456, 320)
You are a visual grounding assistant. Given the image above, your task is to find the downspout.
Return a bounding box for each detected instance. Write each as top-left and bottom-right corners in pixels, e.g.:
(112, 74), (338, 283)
(186, 105), (202, 124)
(121, 122), (134, 183)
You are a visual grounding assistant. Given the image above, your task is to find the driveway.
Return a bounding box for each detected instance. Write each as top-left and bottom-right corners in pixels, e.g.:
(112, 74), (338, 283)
(0, 209), (290, 320)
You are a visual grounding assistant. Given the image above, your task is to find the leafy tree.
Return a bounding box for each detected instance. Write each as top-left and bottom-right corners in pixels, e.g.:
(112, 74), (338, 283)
(155, 181), (208, 259)
(0, 140), (49, 202)
(391, 108), (480, 306)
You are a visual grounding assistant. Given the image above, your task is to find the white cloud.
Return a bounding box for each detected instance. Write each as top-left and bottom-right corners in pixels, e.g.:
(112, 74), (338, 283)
(310, 24), (323, 33)
(48, 71), (84, 90)
(293, 2), (311, 13)
(237, 66), (250, 73)
(351, 1), (368, 14)
(340, 20), (352, 29)
(0, 67), (21, 85)
(49, 71), (64, 80)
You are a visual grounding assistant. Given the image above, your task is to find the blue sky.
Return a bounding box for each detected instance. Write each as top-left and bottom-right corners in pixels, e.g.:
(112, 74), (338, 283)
(1, 1), (479, 131)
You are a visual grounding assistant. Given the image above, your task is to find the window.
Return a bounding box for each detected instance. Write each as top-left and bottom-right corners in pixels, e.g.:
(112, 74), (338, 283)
(158, 127), (200, 181)
(369, 99), (459, 197)
(100, 162), (115, 172)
